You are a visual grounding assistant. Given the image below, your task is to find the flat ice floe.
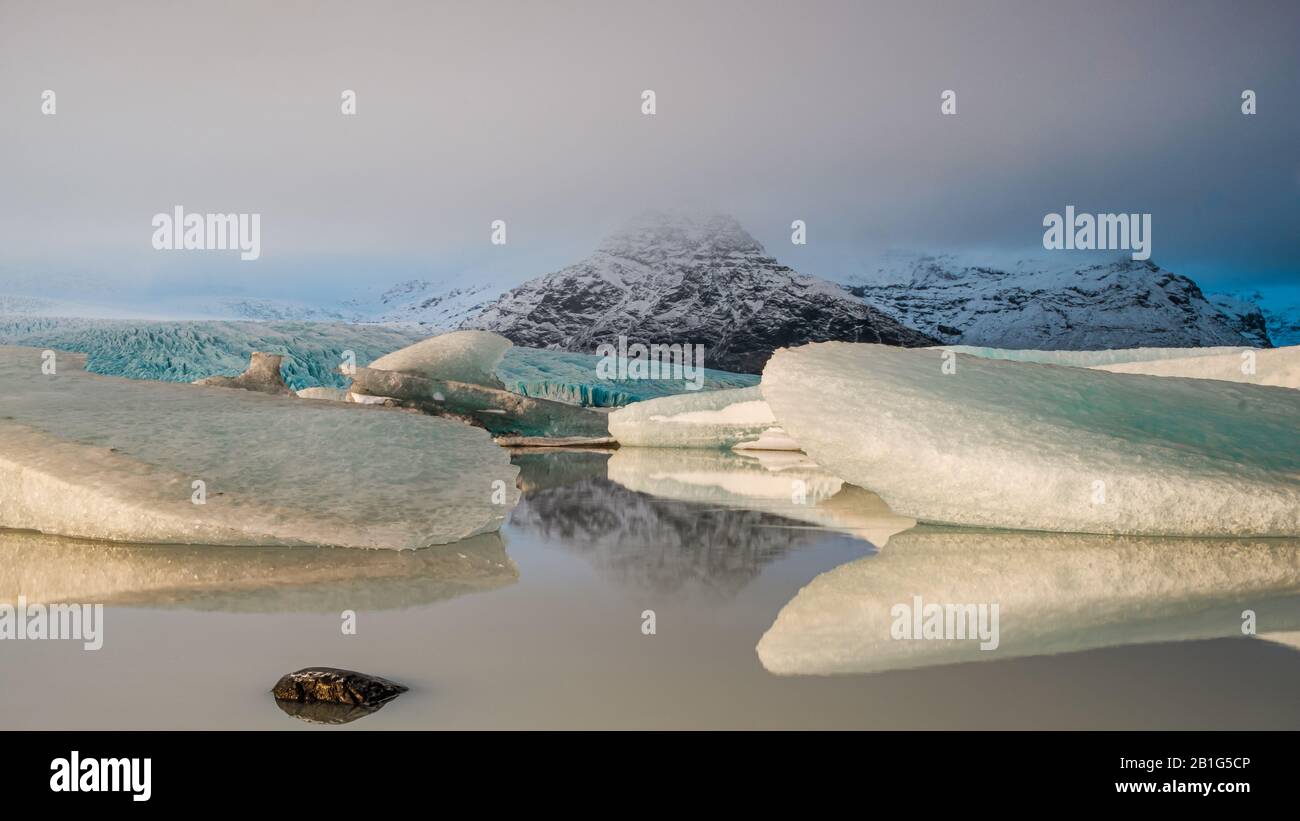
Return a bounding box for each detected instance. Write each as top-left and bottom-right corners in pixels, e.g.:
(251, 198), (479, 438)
(606, 448), (915, 547)
(0, 346), (518, 548)
(608, 386), (800, 450)
(761, 342), (1300, 535)
(757, 528), (1300, 675)
(938, 344), (1246, 367)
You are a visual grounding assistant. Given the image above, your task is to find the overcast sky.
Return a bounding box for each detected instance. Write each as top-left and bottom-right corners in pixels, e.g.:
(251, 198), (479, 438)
(1, 0), (1296, 305)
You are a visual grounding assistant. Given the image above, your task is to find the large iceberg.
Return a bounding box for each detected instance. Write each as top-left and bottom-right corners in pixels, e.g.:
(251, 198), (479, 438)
(761, 343), (1300, 535)
(0, 346), (518, 548)
(608, 386), (799, 450)
(757, 528), (1300, 675)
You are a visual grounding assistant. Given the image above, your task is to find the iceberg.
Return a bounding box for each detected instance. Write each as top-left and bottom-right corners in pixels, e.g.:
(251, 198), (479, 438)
(757, 528), (1300, 675)
(496, 346), (759, 407)
(1093, 345), (1299, 389)
(367, 329), (511, 388)
(0, 346), (518, 549)
(348, 365), (612, 442)
(606, 448), (914, 547)
(608, 386), (799, 450)
(761, 343), (1300, 535)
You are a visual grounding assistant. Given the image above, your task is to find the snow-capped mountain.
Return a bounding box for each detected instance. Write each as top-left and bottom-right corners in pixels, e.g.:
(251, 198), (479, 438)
(847, 252), (1260, 349)
(463, 213), (936, 373)
(1206, 292), (1273, 347)
(1209, 290), (1300, 348)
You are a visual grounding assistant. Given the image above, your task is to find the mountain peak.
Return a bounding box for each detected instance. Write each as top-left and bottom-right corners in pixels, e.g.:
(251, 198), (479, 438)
(597, 212), (766, 263)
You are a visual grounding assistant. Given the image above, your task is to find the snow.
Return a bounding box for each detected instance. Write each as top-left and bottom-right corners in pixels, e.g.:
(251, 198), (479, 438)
(606, 448), (914, 547)
(760, 342), (1300, 536)
(367, 330), (512, 388)
(851, 251), (1254, 349)
(495, 346), (758, 407)
(0, 346), (518, 549)
(608, 386), (799, 449)
(1094, 345), (1299, 389)
(757, 528), (1300, 675)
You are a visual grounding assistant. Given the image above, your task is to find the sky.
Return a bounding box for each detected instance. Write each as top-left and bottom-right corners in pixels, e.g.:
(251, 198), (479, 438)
(1, 0), (1297, 309)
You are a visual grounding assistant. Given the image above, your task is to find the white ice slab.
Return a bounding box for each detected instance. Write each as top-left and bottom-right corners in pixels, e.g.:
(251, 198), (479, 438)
(761, 342), (1300, 535)
(606, 448), (915, 547)
(608, 386), (799, 450)
(0, 347), (518, 549)
(1093, 345), (1299, 389)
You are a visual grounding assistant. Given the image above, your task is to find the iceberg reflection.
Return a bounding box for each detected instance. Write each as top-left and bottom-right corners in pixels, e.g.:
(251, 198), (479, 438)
(758, 527), (1300, 675)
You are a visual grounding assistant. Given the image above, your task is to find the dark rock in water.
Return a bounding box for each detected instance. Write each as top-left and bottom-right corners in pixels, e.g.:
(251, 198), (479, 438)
(271, 667), (408, 714)
(195, 351), (294, 395)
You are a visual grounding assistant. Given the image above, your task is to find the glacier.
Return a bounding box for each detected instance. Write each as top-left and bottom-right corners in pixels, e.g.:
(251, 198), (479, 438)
(0, 317), (423, 389)
(757, 528), (1300, 675)
(0, 346), (518, 548)
(760, 342), (1300, 536)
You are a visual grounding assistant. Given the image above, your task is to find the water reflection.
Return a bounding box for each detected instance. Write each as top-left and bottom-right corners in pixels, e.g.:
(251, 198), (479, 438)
(758, 527), (1300, 675)
(0, 529), (515, 612)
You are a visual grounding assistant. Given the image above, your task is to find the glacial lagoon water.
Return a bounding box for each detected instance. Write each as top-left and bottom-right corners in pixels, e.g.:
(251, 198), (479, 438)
(2, 448), (1300, 730)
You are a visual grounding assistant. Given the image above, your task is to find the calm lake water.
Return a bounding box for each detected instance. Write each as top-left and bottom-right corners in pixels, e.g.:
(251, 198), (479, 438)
(3, 448), (1300, 729)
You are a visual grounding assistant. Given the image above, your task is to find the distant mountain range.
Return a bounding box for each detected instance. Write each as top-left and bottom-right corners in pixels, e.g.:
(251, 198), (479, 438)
(462, 213), (936, 373)
(3, 214), (1292, 362)
(846, 252), (1273, 349)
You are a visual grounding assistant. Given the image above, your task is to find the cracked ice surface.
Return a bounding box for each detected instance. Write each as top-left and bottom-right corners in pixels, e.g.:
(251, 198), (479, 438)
(0, 347), (518, 549)
(761, 342), (1300, 536)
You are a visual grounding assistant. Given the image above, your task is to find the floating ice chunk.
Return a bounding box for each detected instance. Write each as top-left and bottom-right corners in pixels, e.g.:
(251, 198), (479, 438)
(368, 330), (512, 388)
(757, 528), (1300, 675)
(732, 427), (801, 452)
(609, 386), (798, 449)
(194, 351), (293, 395)
(349, 365), (611, 440)
(0, 529), (515, 612)
(1092, 345), (1299, 389)
(0, 346), (518, 549)
(496, 346), (758, 407)
(939, 344), (1245, 367)
(296, 386), (350, 401)
(761, 342), (1300, 535)
(606, 448), (915, 547)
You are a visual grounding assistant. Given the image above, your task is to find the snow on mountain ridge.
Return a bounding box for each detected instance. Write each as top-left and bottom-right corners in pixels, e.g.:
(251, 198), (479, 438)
(849, 251), (1259, 350)
(465, 213), (937, 373)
